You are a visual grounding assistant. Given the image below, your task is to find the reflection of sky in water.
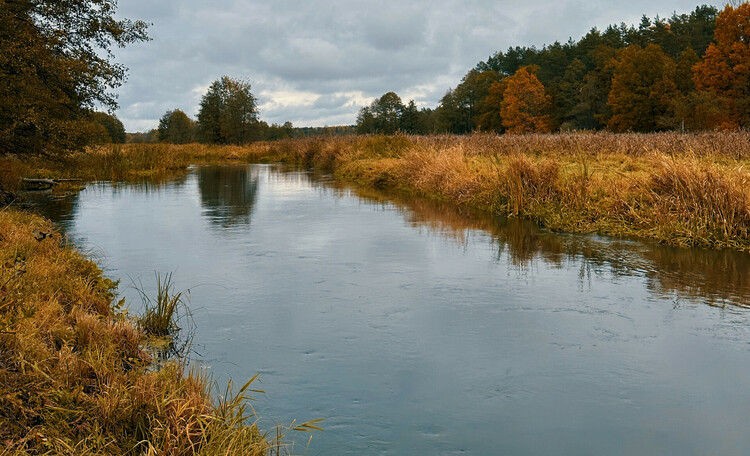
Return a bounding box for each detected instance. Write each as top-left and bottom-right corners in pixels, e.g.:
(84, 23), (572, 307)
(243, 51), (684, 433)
(265, 172), (316, 199)
(33, 164), (750, 456)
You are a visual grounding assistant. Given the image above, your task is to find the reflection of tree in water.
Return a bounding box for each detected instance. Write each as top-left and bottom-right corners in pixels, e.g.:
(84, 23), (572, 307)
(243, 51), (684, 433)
(24, 191), (81, 225)
(198, 166), (259, 228)
(333, 180), (750, 309)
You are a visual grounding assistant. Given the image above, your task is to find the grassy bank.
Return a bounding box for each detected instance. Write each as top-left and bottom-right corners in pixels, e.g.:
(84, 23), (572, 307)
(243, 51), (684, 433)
(0, 210), (287, 455)
(243, 132), (750, 251)
(5, 132), (750, 250)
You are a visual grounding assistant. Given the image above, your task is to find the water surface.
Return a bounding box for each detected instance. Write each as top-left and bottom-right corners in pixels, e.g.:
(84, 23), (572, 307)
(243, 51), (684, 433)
(33, 164), (750, 455)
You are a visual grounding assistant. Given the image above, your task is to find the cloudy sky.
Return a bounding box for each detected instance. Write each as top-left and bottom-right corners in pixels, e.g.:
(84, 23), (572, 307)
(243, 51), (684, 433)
(113, 0), (717, 132)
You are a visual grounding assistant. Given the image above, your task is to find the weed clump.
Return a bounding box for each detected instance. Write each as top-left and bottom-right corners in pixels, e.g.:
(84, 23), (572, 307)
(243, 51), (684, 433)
(137, 273), (186, 337)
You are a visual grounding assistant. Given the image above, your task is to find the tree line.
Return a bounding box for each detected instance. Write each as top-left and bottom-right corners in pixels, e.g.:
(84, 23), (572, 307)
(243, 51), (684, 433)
(4, 1), (749, 157)
(152, 81), (357, 145)
(357, 4), (750, 134)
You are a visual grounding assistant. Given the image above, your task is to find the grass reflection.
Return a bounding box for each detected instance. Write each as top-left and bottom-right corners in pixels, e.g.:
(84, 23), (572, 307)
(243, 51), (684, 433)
(324, 174), (750, 309)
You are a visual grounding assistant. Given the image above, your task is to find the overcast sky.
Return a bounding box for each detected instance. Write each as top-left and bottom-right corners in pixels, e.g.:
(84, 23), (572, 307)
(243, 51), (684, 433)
(113, 0), (718, 132)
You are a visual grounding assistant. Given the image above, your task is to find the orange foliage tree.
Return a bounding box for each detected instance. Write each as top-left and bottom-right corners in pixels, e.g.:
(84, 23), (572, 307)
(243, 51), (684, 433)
(476, 79), (507, 132)
(500, 67), (553, 133)
(607, 44), (678, 132)
(693, 3), (750, 128)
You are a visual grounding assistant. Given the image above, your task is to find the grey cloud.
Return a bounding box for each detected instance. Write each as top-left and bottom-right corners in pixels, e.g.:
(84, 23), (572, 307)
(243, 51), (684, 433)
(312, 94), (352, 110)
(264, 104), (360, 127)
(112, 0), (713, 131)
(362, 8), (427, 51)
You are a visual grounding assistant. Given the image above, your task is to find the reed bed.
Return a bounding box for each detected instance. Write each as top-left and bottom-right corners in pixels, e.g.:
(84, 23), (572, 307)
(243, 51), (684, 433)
(0, 210), (321, 455)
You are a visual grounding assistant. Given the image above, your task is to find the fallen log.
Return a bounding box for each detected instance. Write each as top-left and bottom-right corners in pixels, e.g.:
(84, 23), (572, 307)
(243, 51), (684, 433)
(22, 178), (82, 189)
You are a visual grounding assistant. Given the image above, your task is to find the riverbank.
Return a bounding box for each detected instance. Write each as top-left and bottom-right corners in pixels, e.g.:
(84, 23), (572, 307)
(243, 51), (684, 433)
(240, 132), (750, 251)
(0, 209), (273, 454)
(4, 132), (750, 251)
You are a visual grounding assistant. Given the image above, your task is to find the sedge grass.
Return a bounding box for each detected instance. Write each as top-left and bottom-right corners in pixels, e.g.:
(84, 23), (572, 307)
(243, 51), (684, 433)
(137, 272), (186, 338)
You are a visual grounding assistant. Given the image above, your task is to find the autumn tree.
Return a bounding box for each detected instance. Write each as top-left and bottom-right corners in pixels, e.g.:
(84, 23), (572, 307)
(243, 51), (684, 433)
(606, 44), (678, 132)
(0, 0), (148, 156)
(693, 3), (750, 128)
(158, 110), (195, 144)
(451, 70), (501, 133)
(476, 79), (507, 132)
(669, 46), (716, 131)
(197, 77), (259, 145)
(672, 91), (733, 131)
(466, 5), (717, 132)
(500, 67), (553, 133)
(90, 112), (126, 144)
(675, 47), (700, 95)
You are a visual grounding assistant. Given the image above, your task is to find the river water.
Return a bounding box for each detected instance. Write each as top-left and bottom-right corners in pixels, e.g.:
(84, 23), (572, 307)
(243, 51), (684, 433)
(32, 164), (750, 455)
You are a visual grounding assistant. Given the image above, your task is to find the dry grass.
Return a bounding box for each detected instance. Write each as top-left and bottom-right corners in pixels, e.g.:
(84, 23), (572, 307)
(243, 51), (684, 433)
(0, 144), (235, 192)
(0, 210), (319, 455)
(4, 131), (750, 251)
(244, 132), (750, 250)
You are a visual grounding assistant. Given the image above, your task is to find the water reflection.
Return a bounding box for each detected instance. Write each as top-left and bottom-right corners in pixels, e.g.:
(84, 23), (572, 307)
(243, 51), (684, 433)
(23, 190), (81, 223)
(28, 164), (750, 310)
(332, 183), (750, 309)
(21, 174), (191, 227)
(198, 166), (259, 228)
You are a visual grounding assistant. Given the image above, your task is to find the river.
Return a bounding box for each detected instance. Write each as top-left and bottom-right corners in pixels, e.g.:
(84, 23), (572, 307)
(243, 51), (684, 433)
(31, 164), (750, 455)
